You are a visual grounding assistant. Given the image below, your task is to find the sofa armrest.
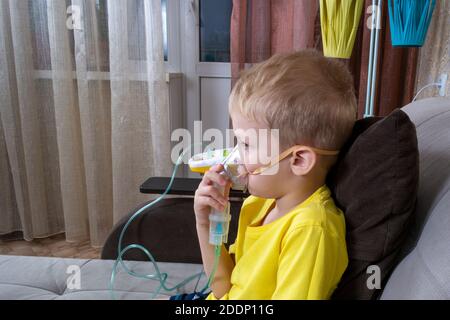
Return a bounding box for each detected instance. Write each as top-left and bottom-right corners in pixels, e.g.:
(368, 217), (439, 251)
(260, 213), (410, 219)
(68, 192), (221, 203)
(140, 176), (249, 198)
(140, 177), (201, 196)
(101, 197), (243, 264)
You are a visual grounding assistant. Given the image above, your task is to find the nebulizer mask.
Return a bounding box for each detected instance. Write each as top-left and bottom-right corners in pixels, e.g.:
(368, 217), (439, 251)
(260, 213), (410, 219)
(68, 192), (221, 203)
(188, 146), (248, 190)
(188, 146), (248, 245)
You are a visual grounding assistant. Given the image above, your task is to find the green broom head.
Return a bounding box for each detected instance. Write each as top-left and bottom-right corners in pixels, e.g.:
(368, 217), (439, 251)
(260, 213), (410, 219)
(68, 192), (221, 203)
(388, 0), (436, 47)
(320, 0), (364, 58)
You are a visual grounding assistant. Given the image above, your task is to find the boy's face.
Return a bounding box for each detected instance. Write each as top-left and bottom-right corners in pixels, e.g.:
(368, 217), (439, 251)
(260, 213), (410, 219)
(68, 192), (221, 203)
(231, 111), (293, 199)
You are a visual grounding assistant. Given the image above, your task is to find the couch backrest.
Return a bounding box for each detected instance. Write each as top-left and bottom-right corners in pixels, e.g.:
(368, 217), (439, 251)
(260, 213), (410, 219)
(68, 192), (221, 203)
(381, 97), (450, 299)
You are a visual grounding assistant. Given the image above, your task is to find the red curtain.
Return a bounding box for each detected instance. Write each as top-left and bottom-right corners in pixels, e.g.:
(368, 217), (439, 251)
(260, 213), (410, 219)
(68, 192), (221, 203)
(230, 0), (319, 87)
(230, 0), (419, 118)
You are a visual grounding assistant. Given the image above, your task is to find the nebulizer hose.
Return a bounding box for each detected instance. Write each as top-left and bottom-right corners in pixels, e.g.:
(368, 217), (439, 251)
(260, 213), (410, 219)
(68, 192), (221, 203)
(109, 143), (222, 300)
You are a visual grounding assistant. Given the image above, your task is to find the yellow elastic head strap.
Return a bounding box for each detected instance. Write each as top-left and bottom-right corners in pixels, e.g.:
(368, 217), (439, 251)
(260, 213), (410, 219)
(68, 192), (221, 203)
(246, 145), (339, 176)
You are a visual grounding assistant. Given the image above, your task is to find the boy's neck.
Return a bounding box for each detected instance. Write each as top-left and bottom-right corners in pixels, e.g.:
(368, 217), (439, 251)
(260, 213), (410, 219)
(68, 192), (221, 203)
(272, 178), (326, 219)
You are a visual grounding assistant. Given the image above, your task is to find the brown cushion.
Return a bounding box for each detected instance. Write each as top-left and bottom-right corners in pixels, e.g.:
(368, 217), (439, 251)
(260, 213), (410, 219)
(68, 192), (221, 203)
(327, 109), (419, 300)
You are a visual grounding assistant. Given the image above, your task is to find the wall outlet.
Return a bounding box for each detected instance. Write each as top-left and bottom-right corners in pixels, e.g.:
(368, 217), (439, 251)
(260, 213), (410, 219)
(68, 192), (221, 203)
(438, 73), (448, 97)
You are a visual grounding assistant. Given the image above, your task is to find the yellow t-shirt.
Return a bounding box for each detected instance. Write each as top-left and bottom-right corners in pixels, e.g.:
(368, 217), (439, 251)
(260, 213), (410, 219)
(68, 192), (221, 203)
(206, 184), (348, 300)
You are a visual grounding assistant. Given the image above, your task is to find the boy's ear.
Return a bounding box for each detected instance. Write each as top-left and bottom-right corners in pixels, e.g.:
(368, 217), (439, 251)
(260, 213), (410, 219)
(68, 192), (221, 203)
(289, 147), (317, 176)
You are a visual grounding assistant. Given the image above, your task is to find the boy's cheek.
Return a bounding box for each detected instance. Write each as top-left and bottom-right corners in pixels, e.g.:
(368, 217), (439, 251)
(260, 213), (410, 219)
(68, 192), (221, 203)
(247, 174), (278, 198)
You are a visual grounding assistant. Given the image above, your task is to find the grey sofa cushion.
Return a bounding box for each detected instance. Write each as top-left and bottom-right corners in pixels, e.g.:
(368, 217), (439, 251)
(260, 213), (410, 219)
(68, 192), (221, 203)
(0, 255), (205, 300)
(381, 97), (450, 300)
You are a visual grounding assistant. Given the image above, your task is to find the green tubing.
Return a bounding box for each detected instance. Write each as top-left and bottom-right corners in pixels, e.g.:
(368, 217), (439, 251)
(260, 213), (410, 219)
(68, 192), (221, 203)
(109, 143), (222, 300)
(207, 244), (222, 289)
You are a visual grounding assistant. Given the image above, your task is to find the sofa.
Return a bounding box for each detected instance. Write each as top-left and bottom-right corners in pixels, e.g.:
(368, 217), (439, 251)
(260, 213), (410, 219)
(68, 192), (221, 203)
(0, 97), (449, 300)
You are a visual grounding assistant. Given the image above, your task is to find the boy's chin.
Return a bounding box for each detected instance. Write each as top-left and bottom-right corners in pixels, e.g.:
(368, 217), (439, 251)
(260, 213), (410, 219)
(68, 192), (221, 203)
(247, 186), (277, 199)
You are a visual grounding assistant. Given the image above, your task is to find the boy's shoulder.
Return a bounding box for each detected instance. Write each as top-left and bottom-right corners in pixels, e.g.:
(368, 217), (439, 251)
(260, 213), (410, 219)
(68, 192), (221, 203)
(287, 185), (346, 240)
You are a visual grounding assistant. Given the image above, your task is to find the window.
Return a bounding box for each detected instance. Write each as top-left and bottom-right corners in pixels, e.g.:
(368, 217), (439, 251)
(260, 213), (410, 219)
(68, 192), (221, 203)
(199, 0), (233, 62)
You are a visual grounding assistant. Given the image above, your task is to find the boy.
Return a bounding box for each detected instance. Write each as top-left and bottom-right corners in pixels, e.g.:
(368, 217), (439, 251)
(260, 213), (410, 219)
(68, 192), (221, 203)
(194, 50), (356, 300)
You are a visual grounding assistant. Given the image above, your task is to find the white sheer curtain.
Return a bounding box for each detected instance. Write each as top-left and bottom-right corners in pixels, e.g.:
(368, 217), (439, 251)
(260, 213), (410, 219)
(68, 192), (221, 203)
(0, 0), (172, 247)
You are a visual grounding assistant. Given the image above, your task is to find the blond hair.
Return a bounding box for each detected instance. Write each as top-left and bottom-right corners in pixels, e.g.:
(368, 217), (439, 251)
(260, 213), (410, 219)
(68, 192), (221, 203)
(229, 50), (357, 151)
